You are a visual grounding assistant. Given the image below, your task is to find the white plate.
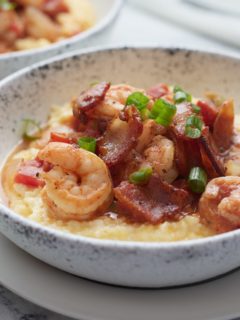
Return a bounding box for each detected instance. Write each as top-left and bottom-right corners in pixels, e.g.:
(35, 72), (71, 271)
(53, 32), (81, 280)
(0, 0), (123, 80)
(0, 233), (239, 320)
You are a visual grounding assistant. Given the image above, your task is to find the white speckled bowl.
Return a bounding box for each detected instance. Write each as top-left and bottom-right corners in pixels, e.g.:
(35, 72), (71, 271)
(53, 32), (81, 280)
(0, 0), (123, 80)
(1, 47), (240, 288)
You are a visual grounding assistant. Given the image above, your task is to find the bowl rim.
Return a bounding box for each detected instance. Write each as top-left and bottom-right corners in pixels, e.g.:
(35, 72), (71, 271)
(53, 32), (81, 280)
(0, 0), (123, 60)
(1, 44), (240, 249)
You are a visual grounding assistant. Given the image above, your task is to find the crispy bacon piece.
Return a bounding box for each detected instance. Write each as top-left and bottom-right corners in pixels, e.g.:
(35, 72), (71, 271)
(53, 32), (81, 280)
(197, 100), (218, 128)
(170, 133), (202, 177)
(169, 103), (224, 178)
(199, 128), (225, 177)
(72, 82), (111, 118)
(109, 150), (144, 187)
(98, 106), (143, 168)
(147, 83), (169, 99)
(213, 99), (234, 151)
(169, 103), (202, 177)
(114, 175), (192, 224)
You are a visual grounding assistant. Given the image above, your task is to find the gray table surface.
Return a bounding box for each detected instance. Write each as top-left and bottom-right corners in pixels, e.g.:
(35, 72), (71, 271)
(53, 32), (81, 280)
(2, 1), (240, 319)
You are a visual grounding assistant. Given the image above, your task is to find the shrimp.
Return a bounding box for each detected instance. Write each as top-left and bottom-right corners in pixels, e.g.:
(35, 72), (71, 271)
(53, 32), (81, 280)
(199, 176), (240, 232)
(37, 142), (113, 221)
(136, 119), (166, 153)
(24, 7), (60, 41)
(0, 11), (24, 48)
(143, 135), (178, 183)
(106, 84), (146, 105)
(92, 84), (151, 120)
(225, 152), (240, 176)
(224, 132), (240, 176)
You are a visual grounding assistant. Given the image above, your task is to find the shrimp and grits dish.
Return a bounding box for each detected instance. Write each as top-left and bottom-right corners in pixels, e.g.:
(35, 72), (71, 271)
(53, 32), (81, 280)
(2, 81), (240, 242)
(0, 0), (95, 53)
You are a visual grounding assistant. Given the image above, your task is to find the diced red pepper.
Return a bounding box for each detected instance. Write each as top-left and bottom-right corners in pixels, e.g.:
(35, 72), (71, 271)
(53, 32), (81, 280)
(50, 132), (72, 144)
(147, 83), (169, 99)
(14, 160), (45, 188)
(15, 172), (45, 188)
(197, 100), (218, 127)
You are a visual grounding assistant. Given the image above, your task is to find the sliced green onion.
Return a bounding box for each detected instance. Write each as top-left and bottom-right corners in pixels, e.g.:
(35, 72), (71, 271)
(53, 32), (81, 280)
(140, 108), (151, 120)
(150, 99), (176, 127)
(174, 91), (187, 103)
(191, 103), (201, 114)
(89, 81), (99, 87)
(188, 167), (207, 193)
(129, 167), (153, 185)
(78, 137), (96, 153)
(126, 92), (149, 111)
(22, 119), (41, 141)
(0, 0), (16, 10)
(185, 115), (203, 139)
(173, 85), (192, 103)
(173, 85), (183, 93)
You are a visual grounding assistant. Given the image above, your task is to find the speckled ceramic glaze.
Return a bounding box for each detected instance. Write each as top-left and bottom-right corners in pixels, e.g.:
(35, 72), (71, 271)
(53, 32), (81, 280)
(1, 47), (240, 288)
(0, 0), (122, 80)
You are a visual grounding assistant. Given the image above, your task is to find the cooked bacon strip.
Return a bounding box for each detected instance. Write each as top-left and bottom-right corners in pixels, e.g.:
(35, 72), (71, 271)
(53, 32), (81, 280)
(98, 106), (143, 168)
(169, 103), (224, 178)
(72, 82), (111, 118)
(147, 83), (169, 99)
(169, 103), (202, 177)
(170, 133), (202, 177)
(197, 100), (218, 128)
(199, 128), (225, 177)
(213, 99), (234, 151)
(114, 175), (192, 224)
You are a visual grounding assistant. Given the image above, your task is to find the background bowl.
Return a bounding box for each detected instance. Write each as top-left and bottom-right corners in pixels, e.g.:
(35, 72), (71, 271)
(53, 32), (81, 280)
(0, 0), (123, 80)
(1, 47), (240, 288)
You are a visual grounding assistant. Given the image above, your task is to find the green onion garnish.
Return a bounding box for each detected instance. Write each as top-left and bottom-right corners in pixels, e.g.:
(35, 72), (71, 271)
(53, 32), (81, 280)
(78, 137), (96, 153)
(173, 85), (183, 93)
(126, 92), (151, 121)
(191, 103), (201, 114)
(126, 92), (149, 111)
(0, 0), (16, 10)
(89, 81), (99, 87)
(185, 115), (203, 139)
(173, 85), (192, 103)
(129, 167), (153, 185)
(174, 91), (188, 104)
(139, 108), (151, 120)
(22, 119), (41, 141)
(188, 167), (207, 194)
(150, 99), (176, 127)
